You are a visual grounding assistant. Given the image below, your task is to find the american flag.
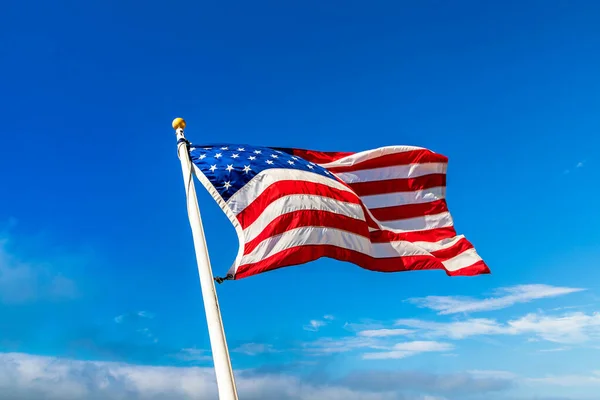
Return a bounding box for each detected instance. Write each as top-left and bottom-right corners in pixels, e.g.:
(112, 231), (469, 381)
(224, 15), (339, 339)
(186, 142), (490, 280)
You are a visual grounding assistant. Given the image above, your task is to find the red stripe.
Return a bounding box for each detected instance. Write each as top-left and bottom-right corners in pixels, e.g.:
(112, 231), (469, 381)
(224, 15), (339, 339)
(448, 260), (491, 276)
(429, 237), (474, 261)
(244, 210), (370, 255)
(369, 226), (458, 243)
(325, 150), (448, 173)
(349, 174), (446, 197)
(363, 209), (382, 230)
(370, 200), (449, 221)
(324, 178), (381, 230)
(288, 149), (356, 164)
(234, 244), (489, 279)
(236, 181), (363, 229)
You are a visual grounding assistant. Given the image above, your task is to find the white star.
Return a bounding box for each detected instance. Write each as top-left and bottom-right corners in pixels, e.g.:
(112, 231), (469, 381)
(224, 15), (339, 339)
(209, 165), (217, 172)
(223, 181), (232, 190)
(307, 164), (314, 169)
(254, 150), (262, 154)
(291, 156), (298, 160)
(215, 153), (222, 158)
(248, 156), (256, 160)
(243, 165), (251, 173)
(287, 160), (294, 165)
(203, 147), (212, 150)
(199, 154), (206, 160)
(237, 147), (245, 151)
(221, 146), (229, 150)
(190, 147), (197, 152)
(266, 160), (274, 165)
(226, 164), (234, 172)
(231, 154), (239, 159)
(270, 154), (278, 158)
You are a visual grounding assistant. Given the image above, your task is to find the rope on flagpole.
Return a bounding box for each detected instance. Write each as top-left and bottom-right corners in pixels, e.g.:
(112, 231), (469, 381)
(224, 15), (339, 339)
(214, 274), (234, 284)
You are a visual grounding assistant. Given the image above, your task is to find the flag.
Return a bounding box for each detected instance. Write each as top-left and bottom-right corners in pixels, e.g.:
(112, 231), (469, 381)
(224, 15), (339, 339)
(185, 142), (490, 280)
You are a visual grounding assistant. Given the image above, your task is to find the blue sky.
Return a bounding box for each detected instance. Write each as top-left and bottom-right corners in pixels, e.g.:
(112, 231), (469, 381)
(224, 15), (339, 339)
(1, 0), (600, 399)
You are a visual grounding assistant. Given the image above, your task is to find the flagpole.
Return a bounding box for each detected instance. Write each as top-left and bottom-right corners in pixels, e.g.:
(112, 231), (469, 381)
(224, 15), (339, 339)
(172, 117), (239, 400)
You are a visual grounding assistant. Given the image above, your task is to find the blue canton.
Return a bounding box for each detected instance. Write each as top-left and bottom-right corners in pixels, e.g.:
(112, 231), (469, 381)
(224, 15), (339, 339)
(188, 144), (336, 202)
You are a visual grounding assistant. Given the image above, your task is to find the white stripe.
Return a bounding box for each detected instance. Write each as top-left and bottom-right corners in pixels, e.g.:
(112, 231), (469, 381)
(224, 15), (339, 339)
(411, 235), (465, 252)
(318, 146), (428, 169)
(370, 235), (468, 259)
(360, 187), (446, 209)
(378, 212), (454, 232)
(241, 227), (370, 265)
(244, 230), (471, 264)
(442, 248), (482, 271)
(334, 163), (447, 184)
(240, 227), (434, 266)
(238, 227), (480, 272)
(243, 195), (366, 243)
(226, 168), (355, 215)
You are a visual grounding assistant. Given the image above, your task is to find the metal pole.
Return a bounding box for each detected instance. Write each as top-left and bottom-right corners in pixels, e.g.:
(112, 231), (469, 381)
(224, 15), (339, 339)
(172, 118), (239, 399)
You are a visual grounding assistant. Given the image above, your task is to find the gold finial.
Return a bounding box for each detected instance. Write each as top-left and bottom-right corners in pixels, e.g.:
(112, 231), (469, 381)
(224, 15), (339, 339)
(172, 117), (186, 130)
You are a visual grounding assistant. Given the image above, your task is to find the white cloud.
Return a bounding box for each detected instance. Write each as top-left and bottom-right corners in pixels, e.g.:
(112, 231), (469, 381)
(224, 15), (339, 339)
(0, 352), (444, 400)
(173, 348), (212, 363)
(362, 341), (454, 360)
(395, 318), (505, 339)
(339, 369), (515, 396)
(538, 347), (570, 353)
(343, 321), (387, 332)
(406, 284), (584, 315)
(467, 370), (519, 380)
(304, 320), (327, 331)
(137, 328), (159, 343)
(9, 345), (587, 397)
(393, 341), (453, 352)
(233, 343), (278, 356)
(507, 312), (600, 343)
(563, 160), (586, 175)
(302, 336), (385, 356)
(115, 311), (155, 324)
(358, 329), (415, 337)
(302, 333), (451, 361)
(552, 304), (594, 312)
(526, 371), (600, 386)
(303, 315), (334, 331)
(394, 312), (600, 344)
(303, 309), (600, 359)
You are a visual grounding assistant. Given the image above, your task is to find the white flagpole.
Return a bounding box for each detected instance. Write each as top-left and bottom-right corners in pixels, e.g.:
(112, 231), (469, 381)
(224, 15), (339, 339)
(172, 118), (239, 400)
